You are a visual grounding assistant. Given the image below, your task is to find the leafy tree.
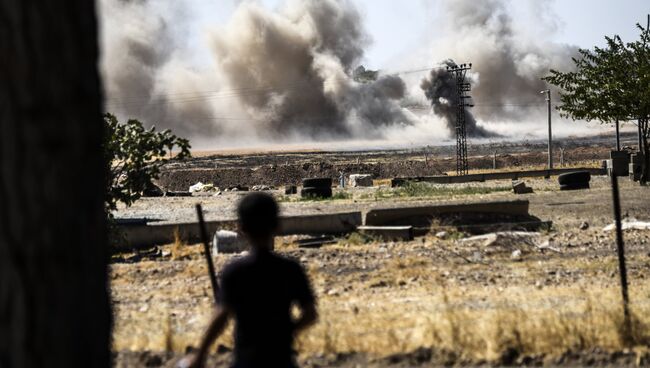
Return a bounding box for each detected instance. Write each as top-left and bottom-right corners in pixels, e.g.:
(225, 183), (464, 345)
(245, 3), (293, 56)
(544, 23), (650, 184)
(103, 113), (191, 211)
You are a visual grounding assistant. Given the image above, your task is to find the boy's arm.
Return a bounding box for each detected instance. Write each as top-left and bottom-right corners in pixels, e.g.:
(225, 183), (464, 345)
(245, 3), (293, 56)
(186, 307), (231, 368)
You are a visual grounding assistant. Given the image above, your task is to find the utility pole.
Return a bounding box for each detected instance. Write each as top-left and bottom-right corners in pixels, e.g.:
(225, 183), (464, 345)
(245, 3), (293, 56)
(541, 89), (553, 169)
(447, 62), (473, 176)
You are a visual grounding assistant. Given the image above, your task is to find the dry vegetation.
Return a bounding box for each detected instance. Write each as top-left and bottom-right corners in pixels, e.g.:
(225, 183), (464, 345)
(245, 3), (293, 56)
(111, 223), (650, 366)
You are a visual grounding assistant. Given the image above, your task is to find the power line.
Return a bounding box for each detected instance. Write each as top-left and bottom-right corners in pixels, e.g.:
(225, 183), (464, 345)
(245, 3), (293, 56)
(104, 64), (451, 109)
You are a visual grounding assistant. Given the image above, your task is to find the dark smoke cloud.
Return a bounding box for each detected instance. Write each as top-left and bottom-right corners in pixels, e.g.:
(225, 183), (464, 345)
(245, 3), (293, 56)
(420, 60), (493, 137)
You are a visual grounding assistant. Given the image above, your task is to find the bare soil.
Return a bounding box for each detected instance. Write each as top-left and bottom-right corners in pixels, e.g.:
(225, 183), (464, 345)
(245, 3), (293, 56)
(156, 133), (638, 190)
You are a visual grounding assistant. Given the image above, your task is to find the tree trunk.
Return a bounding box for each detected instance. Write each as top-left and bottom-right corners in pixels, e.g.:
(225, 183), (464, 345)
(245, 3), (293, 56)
(0, 1), (110, 367)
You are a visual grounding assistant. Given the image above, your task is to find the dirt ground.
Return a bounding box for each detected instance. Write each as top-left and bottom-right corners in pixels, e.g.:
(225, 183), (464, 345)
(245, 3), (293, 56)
(112, 166), (650, 367)
(155, 133), (638, 191)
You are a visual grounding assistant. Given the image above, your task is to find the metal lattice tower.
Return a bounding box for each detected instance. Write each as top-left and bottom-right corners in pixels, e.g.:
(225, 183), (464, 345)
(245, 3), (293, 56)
(446, 63), (473, 176)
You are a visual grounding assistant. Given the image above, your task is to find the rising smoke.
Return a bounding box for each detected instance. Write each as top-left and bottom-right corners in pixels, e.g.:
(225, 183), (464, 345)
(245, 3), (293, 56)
(99, 0), (578, 146)
(100, 0), (413, 142)
(420, 60), (493, 137)
(421, 0), (577, 124)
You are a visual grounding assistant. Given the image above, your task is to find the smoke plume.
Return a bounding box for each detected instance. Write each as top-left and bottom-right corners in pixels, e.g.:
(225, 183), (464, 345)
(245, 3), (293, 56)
(100, 0), (413, 143)
(425, 0), (577, 124)
(99, 0), (579, 146)
(420, 60), (493, 137)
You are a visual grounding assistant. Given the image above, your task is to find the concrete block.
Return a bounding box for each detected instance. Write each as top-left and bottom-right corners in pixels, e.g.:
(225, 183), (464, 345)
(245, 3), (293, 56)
(629, 163), (641, 181)
(607, 155), (630, 177)
(284, 185), (297, 195)
(115, 212), (362, 250)
(358, 226), (414, 241)
(365, 200), (530, 227)
(279, 212), (362, 235)
(349, 174), (373, 187)
(610, 150), (630, 159)
(213, 230), (247, 254)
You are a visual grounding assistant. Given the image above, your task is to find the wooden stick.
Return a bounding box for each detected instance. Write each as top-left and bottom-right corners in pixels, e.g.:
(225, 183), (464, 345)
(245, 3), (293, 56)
(610, 173), (631, 339)
(196, 204), (220, 304)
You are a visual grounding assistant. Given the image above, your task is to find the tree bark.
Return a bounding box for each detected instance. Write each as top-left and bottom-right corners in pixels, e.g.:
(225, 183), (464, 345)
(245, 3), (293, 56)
(0, 1), (110, 367)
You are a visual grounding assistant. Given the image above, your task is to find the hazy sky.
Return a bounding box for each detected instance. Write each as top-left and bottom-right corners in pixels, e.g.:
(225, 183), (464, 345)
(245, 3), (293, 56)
(195, 0), (649, 69)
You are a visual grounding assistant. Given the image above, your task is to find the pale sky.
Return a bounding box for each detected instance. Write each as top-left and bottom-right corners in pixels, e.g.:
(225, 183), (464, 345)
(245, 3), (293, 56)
(194, 0), (649, 70)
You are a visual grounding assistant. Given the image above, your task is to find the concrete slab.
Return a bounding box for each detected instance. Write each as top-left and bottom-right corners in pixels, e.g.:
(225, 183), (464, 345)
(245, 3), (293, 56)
(116, 211), (362, 250)
(349, 174), (373, 187)
(365, 200), (530, 227)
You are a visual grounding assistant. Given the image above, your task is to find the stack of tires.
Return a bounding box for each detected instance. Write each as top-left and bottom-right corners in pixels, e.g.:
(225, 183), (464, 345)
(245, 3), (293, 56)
(301, 177), (333, 199)
(558, 171), (591, 191)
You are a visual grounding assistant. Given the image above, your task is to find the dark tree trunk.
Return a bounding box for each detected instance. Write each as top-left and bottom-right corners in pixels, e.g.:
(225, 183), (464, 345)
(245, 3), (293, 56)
(0, 1), (110, 367)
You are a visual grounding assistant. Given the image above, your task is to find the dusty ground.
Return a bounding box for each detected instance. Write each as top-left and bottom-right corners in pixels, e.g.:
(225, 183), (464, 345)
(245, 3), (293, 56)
(155, 133), (638, 190)
(112, 169), (650, 367)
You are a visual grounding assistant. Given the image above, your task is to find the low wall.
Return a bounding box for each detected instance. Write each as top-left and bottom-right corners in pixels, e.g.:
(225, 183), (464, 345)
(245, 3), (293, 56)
(391, 167), (607, 187)
(115, 211), (362, 250)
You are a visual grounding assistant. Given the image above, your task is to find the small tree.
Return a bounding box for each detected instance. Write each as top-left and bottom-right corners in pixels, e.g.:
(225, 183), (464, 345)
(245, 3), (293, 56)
(103, 113), (191, 211)
(544, 23), (650, 185)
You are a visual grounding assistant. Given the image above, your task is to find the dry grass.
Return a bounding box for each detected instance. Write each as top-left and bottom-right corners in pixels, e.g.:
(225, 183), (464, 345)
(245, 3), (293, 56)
(110, 238), (650, 363)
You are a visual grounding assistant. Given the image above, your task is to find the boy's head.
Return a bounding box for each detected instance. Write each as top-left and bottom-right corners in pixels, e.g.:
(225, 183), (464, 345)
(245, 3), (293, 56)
(237, 193), (279, 243)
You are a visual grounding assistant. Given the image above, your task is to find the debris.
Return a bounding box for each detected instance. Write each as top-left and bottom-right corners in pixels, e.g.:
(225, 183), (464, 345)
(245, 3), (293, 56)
(189, 182), (217, 193)
(349, 174), (373, 187)
(536, 240), (562, 253)
(225, 185), (249, 192)
(603, 218), (650, 232)
(510, 249), (522, 261)
(461, 231), (540, 248)
(251, 185), (272, 191)
(435, 231), (449, 239)
(579, 221), (589, 230)
(512, 180), (534, 194)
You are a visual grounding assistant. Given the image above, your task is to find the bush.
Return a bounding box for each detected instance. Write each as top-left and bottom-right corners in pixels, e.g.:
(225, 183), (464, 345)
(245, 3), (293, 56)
(103, 113), (191, 211)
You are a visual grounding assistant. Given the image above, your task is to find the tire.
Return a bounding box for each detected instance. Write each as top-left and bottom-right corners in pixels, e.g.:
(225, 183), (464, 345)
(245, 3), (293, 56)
(560, 182), (590, 191)
(302, 177), (332, 188)
(558, 171), (591, 185)
(301, 186), (333, 198)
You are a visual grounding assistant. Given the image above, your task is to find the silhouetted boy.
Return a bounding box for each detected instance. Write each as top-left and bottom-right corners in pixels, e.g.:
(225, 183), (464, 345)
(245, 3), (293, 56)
(187, 193), (317, 368)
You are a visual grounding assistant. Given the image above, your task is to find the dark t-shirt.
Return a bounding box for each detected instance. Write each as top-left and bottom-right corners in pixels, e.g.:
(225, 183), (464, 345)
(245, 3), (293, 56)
(219, 250), (315, 367)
